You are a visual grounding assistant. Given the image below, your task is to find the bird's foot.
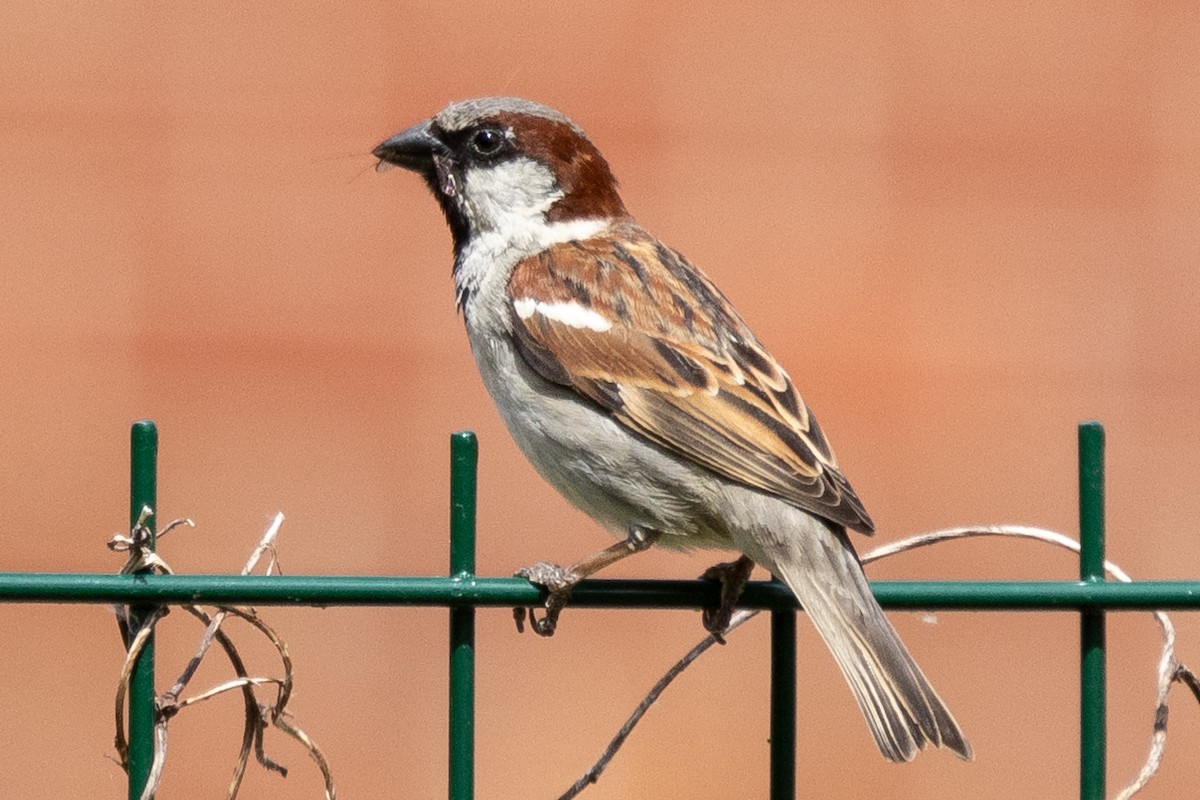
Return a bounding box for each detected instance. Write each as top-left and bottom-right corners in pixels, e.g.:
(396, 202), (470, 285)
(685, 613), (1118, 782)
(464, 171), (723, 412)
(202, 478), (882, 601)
(513, 562), (581, 636)
(699, 555), (756, 644)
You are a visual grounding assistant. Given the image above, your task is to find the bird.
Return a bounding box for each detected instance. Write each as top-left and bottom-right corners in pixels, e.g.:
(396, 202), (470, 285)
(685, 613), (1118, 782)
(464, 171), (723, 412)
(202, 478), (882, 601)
(373, 96), (971, 763)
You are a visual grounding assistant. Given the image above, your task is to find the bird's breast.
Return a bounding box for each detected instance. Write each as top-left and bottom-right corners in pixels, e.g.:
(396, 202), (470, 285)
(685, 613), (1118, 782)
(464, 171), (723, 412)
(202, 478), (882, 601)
(463, 324), (734, 550)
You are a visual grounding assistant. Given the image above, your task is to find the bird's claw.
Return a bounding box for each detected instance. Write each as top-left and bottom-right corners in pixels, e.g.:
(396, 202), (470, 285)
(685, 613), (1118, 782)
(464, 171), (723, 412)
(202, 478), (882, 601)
(513, 561), (580, 637)
(700, 556), (755, 644)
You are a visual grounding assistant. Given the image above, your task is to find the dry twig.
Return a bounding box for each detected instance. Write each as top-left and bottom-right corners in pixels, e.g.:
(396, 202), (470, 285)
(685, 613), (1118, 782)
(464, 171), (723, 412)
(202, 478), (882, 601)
(112, 510), (335, 800)
(558, 608), (757, 800)
(561, 524), (1198, 799)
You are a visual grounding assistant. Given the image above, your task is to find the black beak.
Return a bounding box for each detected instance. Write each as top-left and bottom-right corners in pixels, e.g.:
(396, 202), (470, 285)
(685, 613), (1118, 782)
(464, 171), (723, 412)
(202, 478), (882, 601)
(372, 119), (441, 174)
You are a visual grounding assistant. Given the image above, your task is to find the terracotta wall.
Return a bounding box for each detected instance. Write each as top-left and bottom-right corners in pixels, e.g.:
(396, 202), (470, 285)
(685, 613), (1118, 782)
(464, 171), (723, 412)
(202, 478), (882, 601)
(2, 3), (1198, 797)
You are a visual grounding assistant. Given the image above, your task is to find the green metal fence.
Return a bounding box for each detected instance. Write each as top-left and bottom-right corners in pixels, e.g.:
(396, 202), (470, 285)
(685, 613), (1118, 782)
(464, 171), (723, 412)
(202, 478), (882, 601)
(4, 419), (1200, 799)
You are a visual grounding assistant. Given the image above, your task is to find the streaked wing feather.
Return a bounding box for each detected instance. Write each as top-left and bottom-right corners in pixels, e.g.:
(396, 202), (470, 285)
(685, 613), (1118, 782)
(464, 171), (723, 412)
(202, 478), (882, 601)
(508, 227), (874, 533)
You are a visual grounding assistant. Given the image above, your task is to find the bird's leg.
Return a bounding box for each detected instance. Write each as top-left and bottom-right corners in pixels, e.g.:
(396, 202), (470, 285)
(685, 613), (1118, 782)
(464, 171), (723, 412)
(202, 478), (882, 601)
(699, 555), (756, 644)
(514, 526), (662, 636)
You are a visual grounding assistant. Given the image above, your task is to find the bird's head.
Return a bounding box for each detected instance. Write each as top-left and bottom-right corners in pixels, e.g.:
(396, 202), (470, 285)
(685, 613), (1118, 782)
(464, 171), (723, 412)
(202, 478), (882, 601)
(374, 97), (629, 254)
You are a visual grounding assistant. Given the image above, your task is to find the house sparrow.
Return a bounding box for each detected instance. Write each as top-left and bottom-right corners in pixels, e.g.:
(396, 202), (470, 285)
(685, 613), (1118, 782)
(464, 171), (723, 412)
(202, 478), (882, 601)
(373, 97), (971, 763)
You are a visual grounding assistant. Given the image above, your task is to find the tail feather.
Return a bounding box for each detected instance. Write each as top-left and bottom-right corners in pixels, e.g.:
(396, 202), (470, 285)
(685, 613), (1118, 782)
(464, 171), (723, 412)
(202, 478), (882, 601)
(772, 525), (972, 762)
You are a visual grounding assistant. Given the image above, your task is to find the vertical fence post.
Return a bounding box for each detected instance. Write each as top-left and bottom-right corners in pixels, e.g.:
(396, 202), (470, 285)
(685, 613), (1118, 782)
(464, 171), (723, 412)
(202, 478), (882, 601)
(128, 420), (158, 799)
(770, 576), (797, 800)
(449, 431), (478, 800)
(1078, 421), (1106, 800)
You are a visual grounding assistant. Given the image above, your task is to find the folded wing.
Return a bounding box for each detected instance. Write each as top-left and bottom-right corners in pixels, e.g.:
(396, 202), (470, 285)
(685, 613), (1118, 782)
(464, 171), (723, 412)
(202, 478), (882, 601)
(506, 225), (874, 534)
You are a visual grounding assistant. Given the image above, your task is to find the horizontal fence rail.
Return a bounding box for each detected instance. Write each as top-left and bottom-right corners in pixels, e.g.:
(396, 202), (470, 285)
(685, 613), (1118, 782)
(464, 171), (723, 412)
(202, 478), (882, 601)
(1, 420), (1196, 800)
(4, 574), (1200, 609)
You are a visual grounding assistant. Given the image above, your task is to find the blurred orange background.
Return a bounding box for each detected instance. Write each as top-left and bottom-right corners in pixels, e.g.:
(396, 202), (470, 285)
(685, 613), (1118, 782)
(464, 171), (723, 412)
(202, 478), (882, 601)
(3, 3), (1199, 798)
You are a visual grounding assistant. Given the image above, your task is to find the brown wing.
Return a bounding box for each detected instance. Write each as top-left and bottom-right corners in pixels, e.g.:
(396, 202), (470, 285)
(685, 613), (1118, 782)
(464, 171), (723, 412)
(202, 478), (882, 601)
(507, 225), (874, 533)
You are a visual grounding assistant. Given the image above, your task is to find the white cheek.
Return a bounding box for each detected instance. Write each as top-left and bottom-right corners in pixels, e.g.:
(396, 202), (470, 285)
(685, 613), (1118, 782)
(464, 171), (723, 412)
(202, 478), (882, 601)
(513, 298), (613, 332)
(461, 157), (562, 232)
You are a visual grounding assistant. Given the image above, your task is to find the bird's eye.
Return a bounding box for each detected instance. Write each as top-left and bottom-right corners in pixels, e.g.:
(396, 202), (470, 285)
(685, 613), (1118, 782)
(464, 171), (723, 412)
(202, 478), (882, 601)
(470, 128), (506, 157)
